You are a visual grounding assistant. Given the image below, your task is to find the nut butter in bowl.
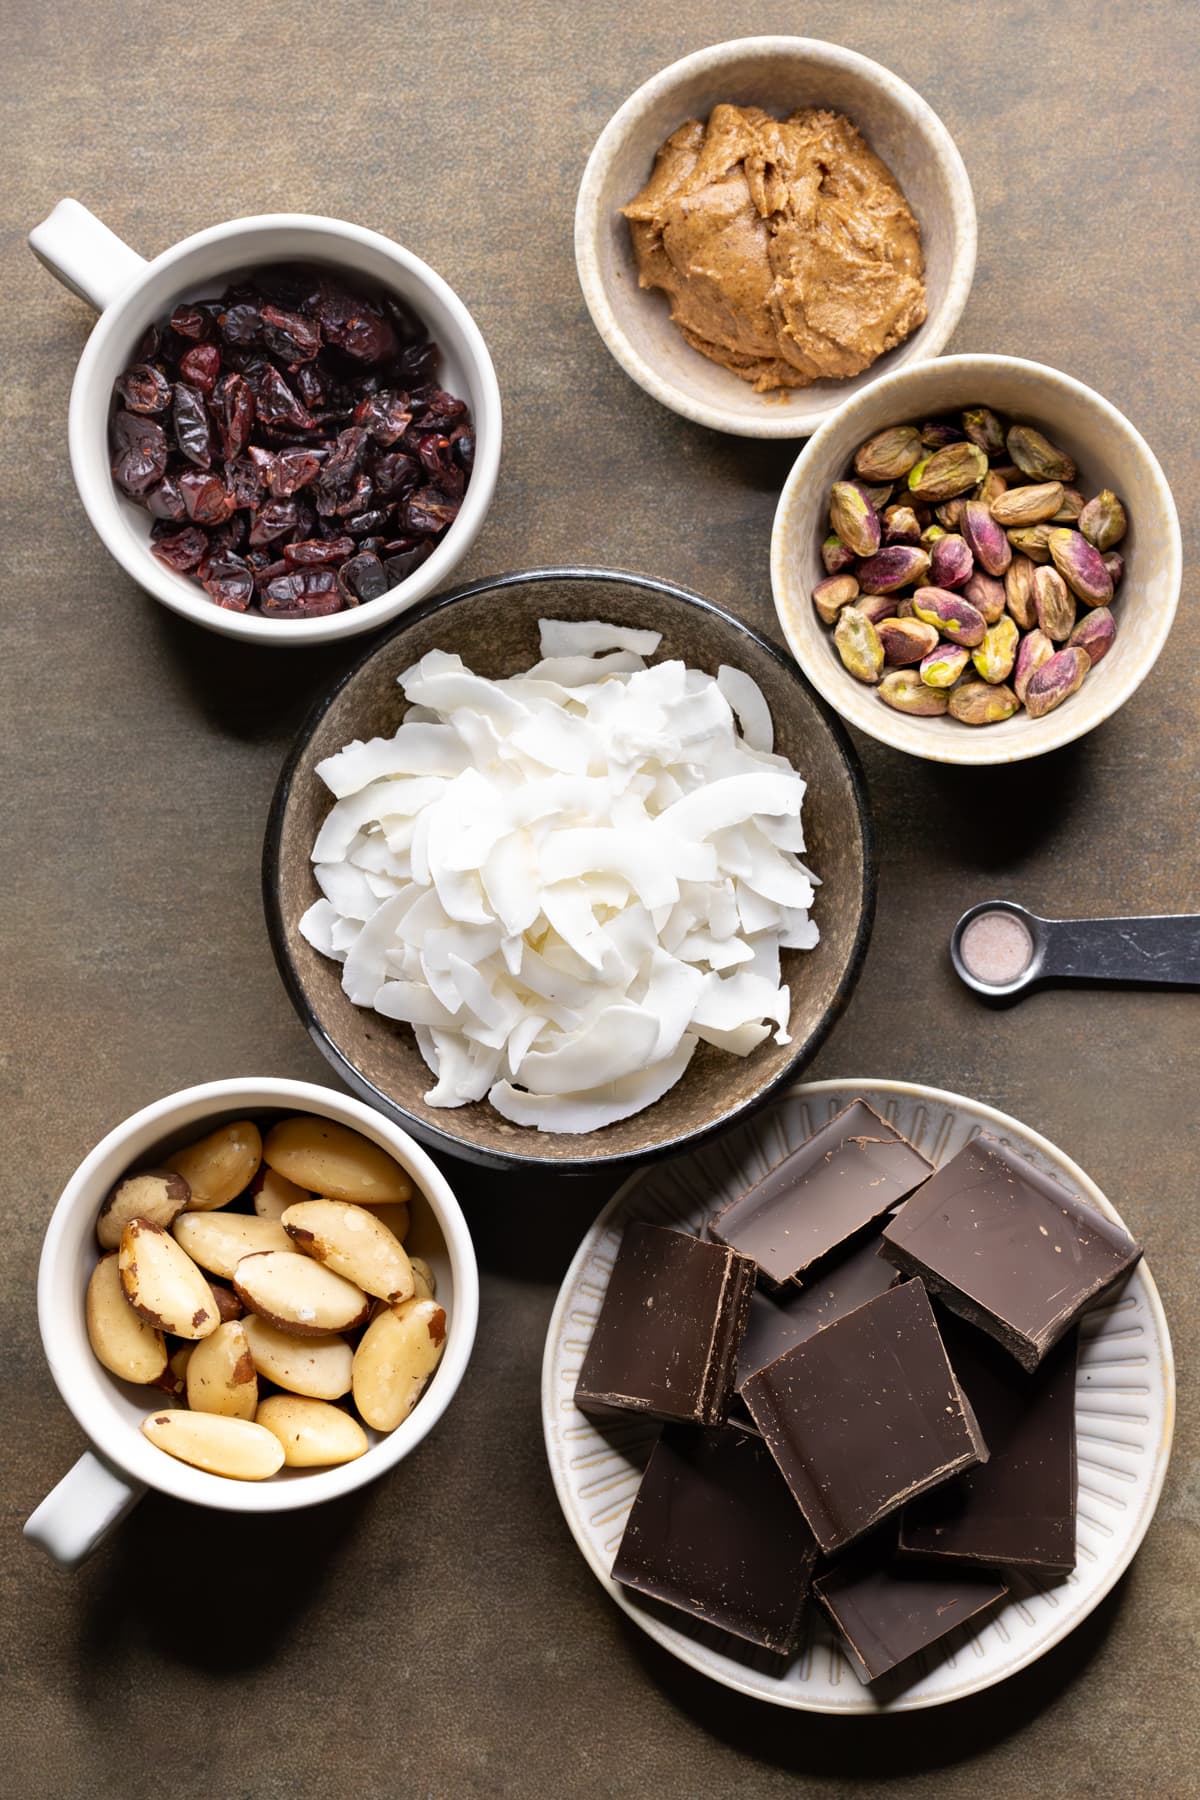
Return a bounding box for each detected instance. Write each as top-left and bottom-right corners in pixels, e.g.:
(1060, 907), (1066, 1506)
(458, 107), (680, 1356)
(576, 37), (976, 437)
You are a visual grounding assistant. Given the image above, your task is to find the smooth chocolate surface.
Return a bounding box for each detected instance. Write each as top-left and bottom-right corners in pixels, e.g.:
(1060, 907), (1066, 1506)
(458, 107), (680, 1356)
(709, 1100), (933, 1286)
(814, 1544), (1009, 1684)
(900, 1317), (1079, 1574)
(612, 1424), (818, 1653)
(735, 1229), (900, 1391)
(881, 1133), (1142, 1372)
(740, 1279), (989, 1553)
(575, 1222), (754, 1425)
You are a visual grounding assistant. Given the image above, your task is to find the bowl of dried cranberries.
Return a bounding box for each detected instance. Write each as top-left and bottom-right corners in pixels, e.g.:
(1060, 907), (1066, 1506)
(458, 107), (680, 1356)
(30, 203), (502, 643)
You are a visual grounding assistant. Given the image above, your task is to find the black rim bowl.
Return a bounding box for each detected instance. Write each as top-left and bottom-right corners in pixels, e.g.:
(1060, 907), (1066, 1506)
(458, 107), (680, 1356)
(263, 567), (876, 1172)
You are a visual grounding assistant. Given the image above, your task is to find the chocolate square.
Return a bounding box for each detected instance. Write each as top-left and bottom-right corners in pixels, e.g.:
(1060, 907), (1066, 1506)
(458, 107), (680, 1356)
(881, 1133), (1142, 1371)
(575, 1222), (755, 1426)
(735, 1229), (900, 1392)
(814, 1543), (1008, 1684)
(709, 1100), (932, 1287)
(899, 1316), (1079, 1574)
(741, 1279), (988, 1553)
(612, 1424), (818, 1653)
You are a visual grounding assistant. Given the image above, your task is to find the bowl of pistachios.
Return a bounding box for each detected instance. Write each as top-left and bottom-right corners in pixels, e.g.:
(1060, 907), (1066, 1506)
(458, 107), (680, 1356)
(771, 353), (1181, 764)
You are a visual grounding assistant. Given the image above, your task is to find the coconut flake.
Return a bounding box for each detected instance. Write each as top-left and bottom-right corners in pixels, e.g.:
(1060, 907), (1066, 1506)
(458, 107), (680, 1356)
(300, 621), (819, 1133)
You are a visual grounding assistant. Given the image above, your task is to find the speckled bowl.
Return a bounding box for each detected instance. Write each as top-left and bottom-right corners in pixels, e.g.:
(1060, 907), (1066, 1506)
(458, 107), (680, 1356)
(771, 354), (1182, 765)
(575, 37), (976, 438)
(263, 569), (875, 1172)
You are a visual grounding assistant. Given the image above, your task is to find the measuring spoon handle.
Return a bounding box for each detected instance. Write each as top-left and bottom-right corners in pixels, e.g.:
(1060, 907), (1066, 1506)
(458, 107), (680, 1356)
(1039, 913), (1200, 985)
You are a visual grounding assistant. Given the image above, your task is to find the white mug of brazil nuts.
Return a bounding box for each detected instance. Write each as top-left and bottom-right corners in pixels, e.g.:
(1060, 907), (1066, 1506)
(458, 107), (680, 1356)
(25, 1078), (479, 1566)
(27, 199), (502, 645)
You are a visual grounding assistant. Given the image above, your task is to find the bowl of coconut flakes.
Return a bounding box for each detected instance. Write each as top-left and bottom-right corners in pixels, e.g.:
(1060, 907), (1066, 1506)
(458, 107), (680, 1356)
(263, 568), (876, 1171)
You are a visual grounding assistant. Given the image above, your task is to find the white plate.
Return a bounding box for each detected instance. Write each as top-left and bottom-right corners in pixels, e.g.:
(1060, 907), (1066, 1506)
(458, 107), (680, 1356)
(541, 1078), (1175, 1711)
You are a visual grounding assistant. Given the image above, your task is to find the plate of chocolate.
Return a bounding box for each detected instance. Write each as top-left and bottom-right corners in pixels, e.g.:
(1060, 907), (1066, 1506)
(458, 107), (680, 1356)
(541, 1079), (1173, 1710)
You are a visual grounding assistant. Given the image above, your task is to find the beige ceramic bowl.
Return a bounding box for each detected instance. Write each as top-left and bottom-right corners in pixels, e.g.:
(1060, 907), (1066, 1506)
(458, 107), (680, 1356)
(575, 37), (976, 438)
(772, 354), (1182, 765)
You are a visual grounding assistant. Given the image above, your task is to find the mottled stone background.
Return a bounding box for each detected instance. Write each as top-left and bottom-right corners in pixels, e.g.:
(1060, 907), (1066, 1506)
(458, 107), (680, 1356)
(2, 2), (1196, 1795)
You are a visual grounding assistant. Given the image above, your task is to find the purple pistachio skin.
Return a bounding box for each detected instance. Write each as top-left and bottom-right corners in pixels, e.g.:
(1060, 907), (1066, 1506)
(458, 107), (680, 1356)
(930, 534), (974, 590)
(1068, 606), (1116, 667)
(910, 585), (987, 648)
(1023, 646), (1091, 718)
(855, 545), (931, 595)
(1047, 528), (1113, 606)
(963, 570), (1007, 623)
(962, 499), (1013, 578)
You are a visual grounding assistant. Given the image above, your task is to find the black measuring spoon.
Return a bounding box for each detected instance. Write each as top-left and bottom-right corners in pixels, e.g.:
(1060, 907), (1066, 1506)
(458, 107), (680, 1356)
(951, 900), (1200, 1000)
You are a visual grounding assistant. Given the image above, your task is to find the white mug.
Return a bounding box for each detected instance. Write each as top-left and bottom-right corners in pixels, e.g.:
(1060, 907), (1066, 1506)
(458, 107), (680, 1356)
(25, 1078), (479, 1566)
(28, 200), (502, 644)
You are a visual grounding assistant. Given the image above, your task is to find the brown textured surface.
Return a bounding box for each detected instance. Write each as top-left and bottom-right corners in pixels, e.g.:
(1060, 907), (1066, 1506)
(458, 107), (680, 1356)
(268, 572), (870, 1167)
(1, 3), (1196, 1797)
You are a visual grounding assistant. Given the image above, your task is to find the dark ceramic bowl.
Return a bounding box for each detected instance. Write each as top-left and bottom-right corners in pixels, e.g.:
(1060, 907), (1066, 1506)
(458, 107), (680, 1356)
(263, 569), (875, 1172)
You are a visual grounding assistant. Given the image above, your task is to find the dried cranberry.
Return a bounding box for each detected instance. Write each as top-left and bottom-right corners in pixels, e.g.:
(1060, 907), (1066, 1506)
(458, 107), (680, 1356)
(294, 362), (328, 409)
(371, 451), (420, 499)
(170, 304), (213, 341)
(151, 526), (209, 572)
(283, 536), (355, 567)
(207, 514), (247, 556)
(173, 383), (214, 468)
(314, 278), (398, 364)
(396, 341), (438, 387)
(116, 363), (172, 414)
(354, 389), (412, 444)
(201, 555), (255, 611)
(251, 558), (289, 587)
(246, 361), (316, 429)
(344, 508), (389, 535)
(260, 304), (322, 365)
(179, 343), (221, 394)
(248, 499), (298, 546)
(225, 459), (266, 510)
(218, 303), (262, 346)
(136, 322), (162, 362)
(110, 412), (168, 493)
(403, 487), (459, 535)
(145, 475), (187, 520)
(332, 472), (374, 518)
(337, 552), (388, 606)
(452, 428), (475, 472)
(211, 373), (255, 461)
(179, 469), (235, 525)
(261, 567), (343, 617)
(269, 447), (322, 496)
(384, 541), (434, 584)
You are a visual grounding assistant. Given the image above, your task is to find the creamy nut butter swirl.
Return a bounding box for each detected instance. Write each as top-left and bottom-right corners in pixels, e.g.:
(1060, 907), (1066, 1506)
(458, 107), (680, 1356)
(623, 105), (926, 392)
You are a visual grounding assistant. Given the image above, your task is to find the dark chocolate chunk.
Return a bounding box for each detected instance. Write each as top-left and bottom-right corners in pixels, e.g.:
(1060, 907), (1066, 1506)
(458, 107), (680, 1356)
(881, 1133), (1142, 1372)
(575, 1223), (754, 1427)
(612, 1424), (818, 1653)
(814, 1543), (1008, 1684)
(735, 1229), (900, 1391)
(899, 1316), (1078, 1573)
(709, 1100), (933, 1287)
(741, 1279), (989, 1553)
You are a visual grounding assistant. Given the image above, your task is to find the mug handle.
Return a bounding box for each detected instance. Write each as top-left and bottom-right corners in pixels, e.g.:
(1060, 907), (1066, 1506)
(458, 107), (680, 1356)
(24, 1450), (144, 1567)
(28, 198), (147, 313)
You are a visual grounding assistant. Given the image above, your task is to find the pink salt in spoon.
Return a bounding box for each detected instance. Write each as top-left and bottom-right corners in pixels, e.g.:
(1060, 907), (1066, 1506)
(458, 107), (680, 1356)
(951, 900), (1200, 1000)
